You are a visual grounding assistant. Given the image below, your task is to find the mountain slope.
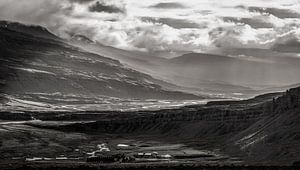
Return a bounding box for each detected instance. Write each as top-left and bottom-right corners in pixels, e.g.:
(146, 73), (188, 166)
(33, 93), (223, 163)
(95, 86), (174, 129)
(69, 34), (168, 80)
(229, 87), (300, 165)
(0, 20), (59, 40)
(69, 37), (260, 97)
(168, 52), (300, 88)
(0, 21), (201, 109)
(66, 30), (300, 98)
(73, 38), (300, 97)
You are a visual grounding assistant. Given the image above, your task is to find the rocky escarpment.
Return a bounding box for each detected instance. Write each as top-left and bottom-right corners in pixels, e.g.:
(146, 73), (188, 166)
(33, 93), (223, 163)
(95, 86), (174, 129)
(28, 87), (300, 165)
(33, 90), (283, 136)
(228, 87), (300, 165)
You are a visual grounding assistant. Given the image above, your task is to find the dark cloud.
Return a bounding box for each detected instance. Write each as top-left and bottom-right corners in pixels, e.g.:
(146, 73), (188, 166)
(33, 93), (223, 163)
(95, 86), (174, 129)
(89, 1), (125, 13)
(248, 7), (300, 19)
(141, 17), (204, 29)
(150, 2), (186, 9)
(196, 10), (212, 15)
(69, 0), (95, 3)
(223, 17), (274, 28)
(272, 38), (300, 53)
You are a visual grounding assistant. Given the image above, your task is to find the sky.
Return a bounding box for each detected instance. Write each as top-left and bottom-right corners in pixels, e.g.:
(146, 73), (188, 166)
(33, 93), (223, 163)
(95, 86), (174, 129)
(0, 0), (300, 53)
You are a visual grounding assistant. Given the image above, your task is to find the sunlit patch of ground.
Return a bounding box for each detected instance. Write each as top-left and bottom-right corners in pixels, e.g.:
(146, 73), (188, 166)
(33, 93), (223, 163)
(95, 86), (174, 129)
(0, 93), (212, 113)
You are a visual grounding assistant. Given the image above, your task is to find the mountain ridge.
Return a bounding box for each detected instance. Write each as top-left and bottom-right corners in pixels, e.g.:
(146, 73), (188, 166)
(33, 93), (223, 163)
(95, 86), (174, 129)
(0, 21), (202, 108)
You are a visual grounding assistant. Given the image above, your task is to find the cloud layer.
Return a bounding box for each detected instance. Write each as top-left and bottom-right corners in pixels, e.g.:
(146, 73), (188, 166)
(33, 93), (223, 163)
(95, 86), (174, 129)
(0, 0), (300, 53)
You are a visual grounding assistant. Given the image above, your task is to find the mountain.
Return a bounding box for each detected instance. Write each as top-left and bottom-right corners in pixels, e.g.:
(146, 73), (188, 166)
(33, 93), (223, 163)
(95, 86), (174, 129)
(262, 83), (300, 92)
(67, 33), (300, 99)
(0, 21), (202, 111)
(68, 34), (218, 98)
(169, 53), (235, 64)
(168, 51), (300, 90)
(69, 34), (167, 77)
(68, 37), (260, 97)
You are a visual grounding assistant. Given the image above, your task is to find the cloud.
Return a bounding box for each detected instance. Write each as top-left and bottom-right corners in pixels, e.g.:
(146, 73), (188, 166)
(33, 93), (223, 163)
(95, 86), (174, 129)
(0, 0), (71, 27)
(149, 2), (186, 9)
(69, 0), (95, 4)
(223, 17), (274, 28)
(272, 38), (300, 53)
(209, 25), (268, 49)
(0, 0), (300, 53)
(88, 1), (125, 13)
(248, 7), (300, 19)
(141, 17), (204, 29)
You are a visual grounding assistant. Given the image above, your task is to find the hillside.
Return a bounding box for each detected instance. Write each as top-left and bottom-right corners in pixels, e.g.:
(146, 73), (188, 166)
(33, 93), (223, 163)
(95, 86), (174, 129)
(168, 52), (300, 87)
(0, 21), (59, 40)
(68, 34), (300, 98)
(68, 36), (261, 97)
(0, 21), (201, 111)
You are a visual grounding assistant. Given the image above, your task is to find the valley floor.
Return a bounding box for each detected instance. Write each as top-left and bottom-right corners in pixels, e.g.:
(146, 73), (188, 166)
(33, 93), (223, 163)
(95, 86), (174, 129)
(1, 87), (300, 169)
(0, 121), (240, 167)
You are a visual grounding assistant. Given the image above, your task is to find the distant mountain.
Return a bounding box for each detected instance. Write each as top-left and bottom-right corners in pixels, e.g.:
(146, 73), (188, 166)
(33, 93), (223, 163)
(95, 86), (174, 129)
(66, 33), (300, 98)
(262, 83), (300, 92)
(169, 52), (235, 64)
(68, 34), (211, 97)
(69, 34), (166, 76)
(0, 21), (201, 107)
(168, 51), (300, 89)
(69, 38), (259, 97)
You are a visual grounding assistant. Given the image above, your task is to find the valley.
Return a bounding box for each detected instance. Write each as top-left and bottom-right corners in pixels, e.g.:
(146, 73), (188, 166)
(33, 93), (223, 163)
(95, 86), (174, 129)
(0, 86), (299, 169)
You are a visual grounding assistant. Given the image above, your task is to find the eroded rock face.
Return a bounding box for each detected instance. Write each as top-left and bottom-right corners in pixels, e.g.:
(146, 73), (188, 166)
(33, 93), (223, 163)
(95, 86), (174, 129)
(38, 89), (276, 135)
(272, 87), (300, 113)
(228, 87), (300, 165)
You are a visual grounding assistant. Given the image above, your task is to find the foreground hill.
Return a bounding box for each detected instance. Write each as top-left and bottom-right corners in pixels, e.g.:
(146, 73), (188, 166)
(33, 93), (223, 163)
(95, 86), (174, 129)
(0, 21), (201, 109)
(229, 87), (300, 164)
